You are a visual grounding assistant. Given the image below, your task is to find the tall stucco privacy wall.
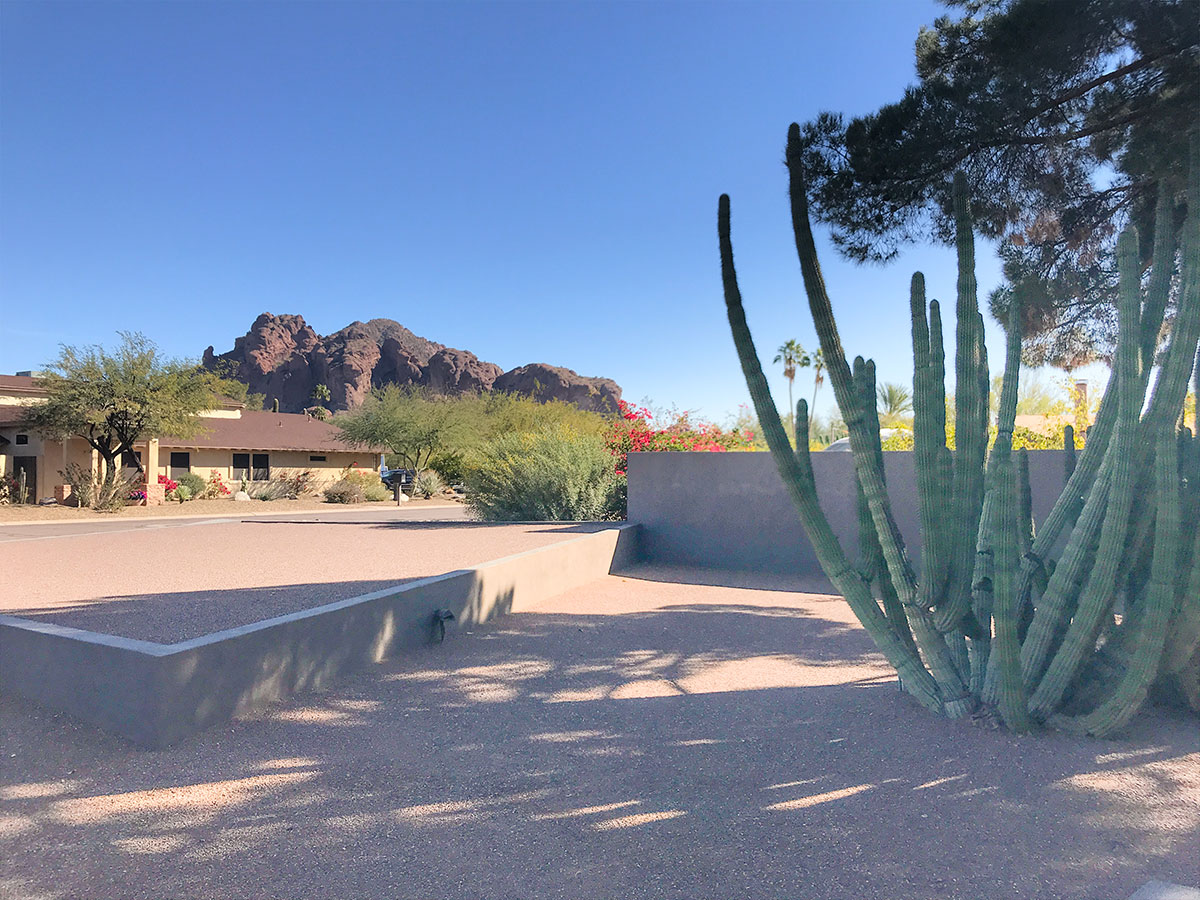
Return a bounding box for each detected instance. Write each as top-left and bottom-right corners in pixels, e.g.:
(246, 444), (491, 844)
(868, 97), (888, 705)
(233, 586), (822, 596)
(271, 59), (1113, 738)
(626, 450), (1071, 577)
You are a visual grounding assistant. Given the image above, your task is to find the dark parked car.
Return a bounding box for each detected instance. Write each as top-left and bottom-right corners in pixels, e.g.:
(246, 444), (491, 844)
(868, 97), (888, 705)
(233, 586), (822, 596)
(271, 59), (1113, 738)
(380, 468), (415, 491)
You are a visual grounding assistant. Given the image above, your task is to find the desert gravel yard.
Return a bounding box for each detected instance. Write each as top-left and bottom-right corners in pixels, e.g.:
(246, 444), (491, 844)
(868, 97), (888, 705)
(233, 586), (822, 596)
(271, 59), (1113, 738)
(0, 513), (610, 642)
(1, 565), (1196, 900)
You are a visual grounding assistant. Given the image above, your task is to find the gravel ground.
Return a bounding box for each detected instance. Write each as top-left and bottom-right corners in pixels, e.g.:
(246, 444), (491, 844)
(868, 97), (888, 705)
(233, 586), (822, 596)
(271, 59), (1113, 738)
(0, 518), (611, 642)
(1, 564), (1196, 900)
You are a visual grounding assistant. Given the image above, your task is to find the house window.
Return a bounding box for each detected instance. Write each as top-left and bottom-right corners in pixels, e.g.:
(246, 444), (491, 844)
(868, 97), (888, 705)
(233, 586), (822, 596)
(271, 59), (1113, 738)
(122, 450), (142, 469)
(234, 452), (270, 481)
(169, 452), (190, 480)
(15, 434), (28, 445)
(309, 455), (326, 462)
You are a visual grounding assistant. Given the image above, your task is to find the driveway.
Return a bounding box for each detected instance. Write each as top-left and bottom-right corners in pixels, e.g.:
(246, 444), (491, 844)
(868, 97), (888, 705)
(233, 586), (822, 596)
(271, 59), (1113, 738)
(2, 565), (1196, 900)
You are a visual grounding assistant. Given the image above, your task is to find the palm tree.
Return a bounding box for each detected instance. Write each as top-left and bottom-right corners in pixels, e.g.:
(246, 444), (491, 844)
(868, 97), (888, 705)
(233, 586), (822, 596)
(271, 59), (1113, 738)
(810, 347), (826, 410)
(876, 381), (913, 426)
(772, 339), (810, 421)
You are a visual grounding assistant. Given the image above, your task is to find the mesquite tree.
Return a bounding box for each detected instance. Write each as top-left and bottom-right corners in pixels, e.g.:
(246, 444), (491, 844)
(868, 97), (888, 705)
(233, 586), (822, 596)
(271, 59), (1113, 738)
(719, 125), (1199, 734)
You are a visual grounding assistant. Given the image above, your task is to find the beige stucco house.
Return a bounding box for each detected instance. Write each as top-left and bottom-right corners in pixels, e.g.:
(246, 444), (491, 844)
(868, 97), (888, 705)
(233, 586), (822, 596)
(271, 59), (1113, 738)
(0, 374), (382, 504)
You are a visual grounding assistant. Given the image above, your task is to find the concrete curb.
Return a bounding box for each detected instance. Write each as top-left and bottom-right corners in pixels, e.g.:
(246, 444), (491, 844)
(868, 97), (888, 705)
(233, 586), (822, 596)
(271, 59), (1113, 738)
(0, 523), (640, 747)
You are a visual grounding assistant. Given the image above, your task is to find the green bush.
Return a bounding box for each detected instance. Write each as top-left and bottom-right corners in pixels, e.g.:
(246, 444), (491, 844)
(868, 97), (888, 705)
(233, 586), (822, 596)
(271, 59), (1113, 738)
(428, 450), (465, 485)
(363, 481), (391, 502)
(414, 469), (444, 498)
(175, 484), (193, 502)
(176, 471), (206, 498)
(324, 479), (365, 504)
(465, 427), (624, 521)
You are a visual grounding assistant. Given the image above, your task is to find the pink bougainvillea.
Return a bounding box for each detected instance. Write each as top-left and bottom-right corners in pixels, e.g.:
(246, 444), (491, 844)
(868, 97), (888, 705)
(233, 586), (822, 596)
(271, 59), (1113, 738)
(605, 400), (754, 475)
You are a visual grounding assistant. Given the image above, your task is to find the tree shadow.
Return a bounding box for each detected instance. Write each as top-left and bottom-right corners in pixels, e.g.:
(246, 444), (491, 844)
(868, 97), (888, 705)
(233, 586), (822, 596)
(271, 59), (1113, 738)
(3, 574), (1197, 899)
(613, 561), (840, 595)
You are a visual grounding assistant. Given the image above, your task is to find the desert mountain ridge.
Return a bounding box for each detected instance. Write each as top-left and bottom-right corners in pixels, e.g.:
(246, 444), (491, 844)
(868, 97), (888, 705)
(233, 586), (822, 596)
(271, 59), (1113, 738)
(202, 313), (622, 414)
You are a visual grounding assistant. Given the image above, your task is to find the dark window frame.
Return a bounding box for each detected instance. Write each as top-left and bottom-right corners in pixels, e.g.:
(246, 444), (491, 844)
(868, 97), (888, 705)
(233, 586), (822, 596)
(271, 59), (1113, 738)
(252, 453), (270, 481)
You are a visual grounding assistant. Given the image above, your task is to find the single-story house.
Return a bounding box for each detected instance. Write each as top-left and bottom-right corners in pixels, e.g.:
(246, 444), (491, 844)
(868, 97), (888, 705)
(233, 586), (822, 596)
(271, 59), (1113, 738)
(0, 374), (382, 504)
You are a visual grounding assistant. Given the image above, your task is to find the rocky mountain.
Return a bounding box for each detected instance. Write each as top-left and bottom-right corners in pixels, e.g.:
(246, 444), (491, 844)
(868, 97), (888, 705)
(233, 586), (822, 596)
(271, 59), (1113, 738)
(203, 313), (621, 414)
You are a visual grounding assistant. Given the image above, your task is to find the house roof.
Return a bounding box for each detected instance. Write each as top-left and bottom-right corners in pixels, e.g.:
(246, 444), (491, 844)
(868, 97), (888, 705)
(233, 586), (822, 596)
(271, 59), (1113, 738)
(158, 410), (379, 453)
(0, 406), (31, 426)
(0, 374), (244, 409)
(0, 375), (45, 396)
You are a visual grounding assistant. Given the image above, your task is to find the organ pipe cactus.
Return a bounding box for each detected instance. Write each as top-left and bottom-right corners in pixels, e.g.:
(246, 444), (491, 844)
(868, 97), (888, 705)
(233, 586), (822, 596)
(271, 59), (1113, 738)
(719, 124), (1200, 733)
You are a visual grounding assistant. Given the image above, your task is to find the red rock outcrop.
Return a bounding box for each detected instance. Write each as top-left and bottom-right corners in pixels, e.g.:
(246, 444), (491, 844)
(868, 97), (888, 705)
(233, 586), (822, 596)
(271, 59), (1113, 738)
(493, 364), (621, 413)
(204, 313), (621, 413)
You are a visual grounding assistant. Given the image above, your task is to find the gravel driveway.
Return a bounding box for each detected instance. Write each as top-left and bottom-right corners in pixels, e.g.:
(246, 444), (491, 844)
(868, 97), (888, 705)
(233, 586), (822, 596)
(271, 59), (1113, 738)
(2, 565), (1196, 900)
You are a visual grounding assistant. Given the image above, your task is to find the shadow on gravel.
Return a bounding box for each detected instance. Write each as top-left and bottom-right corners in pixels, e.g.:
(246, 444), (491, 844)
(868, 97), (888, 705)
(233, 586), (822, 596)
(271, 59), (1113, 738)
(612, 562), (840, 595)
(2, 571), (1198, 900)
(239, 519), (617, 535)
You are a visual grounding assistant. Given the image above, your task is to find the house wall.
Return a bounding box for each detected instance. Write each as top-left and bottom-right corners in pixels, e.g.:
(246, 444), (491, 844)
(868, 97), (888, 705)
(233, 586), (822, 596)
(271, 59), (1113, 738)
(0, 427), (50, 499)
(154, 449), (379, 486)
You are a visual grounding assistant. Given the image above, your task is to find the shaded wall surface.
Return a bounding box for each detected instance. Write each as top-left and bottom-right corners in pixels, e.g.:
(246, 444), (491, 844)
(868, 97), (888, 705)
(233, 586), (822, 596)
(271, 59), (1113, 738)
(0, 525), (639, 747)
(627, 450), (1070, 577)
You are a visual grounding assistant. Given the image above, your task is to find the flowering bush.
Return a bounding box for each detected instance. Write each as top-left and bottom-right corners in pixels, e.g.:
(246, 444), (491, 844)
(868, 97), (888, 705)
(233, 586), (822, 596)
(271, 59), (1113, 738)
(878, 424), (1086, 452)
(202, 470), (232, 499)
(158, 474), (178, 493)
(0, 472), (21, 505)
(128, 489), (148, 502)
(604, 400), (756, 475)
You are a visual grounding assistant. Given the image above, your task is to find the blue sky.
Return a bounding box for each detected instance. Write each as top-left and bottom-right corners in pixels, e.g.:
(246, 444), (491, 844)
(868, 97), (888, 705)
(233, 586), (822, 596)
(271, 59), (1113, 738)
(0, 0), (1082, 422)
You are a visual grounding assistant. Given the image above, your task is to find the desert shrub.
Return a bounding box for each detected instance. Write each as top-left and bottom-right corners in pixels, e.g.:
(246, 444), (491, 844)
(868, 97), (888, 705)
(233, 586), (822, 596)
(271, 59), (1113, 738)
(95, 471), (140, 512)
(56, 463), (139, 511)
(427, 450), (465, 485)
(61, 463), (95, 508)
(336, 466), (390, 500)
(465, 427), (624, 521)
(245, 469), (315, 501)
(413, 469), (444, 498)
(176, 471), (206, 498)
(338, 466), (380, 487)
(246, 479), (289, 501)
(877, 424), (1086, 452)
(363, 481), (391, 502)
(324, 479), (365, 504)
(201, 470), (232, 499)
(272, 468), (317, 498)
(0, 473), (19, 505)
(175, 484), (193, 502)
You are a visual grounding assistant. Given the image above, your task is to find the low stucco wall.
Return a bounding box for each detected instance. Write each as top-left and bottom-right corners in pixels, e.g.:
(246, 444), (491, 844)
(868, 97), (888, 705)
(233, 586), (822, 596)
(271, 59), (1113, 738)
(0, 524), (640, 747)
(627, 450), (1070, 577)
